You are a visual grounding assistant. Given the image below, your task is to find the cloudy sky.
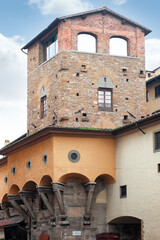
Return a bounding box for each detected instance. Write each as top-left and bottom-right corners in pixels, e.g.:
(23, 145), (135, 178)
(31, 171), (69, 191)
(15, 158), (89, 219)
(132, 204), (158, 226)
(0, 0), (160, 149)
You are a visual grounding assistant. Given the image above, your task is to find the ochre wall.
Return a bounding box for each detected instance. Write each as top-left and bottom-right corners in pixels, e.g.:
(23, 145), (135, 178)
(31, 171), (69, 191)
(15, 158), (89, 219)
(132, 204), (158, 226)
(53, 135), (115, 182)
(0, 134), (115, 201)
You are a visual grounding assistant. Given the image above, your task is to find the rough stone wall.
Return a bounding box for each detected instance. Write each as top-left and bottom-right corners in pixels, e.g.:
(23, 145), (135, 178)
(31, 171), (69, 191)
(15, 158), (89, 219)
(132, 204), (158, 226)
(31, 178), (107, 240)
(27, 51), (147, 135)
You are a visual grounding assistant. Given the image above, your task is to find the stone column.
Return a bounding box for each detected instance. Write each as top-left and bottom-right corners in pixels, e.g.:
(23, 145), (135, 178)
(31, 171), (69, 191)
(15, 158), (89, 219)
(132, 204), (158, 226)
(52, 182), (69, 225)
(83, 182), (96, 225)
(37, 186), (56, 226)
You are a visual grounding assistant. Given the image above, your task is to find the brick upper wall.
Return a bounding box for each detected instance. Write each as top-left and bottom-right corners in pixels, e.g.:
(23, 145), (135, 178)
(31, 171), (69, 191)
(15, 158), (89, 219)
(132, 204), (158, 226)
(27, 11), (145, 74)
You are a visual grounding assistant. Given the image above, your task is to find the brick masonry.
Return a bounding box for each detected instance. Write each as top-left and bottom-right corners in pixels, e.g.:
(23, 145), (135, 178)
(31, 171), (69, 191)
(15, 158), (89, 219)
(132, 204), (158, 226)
(27, 11), (147, 135)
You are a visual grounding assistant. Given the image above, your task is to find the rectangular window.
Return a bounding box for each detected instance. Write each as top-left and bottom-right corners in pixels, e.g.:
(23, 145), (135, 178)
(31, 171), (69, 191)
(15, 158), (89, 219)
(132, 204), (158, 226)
(98, 88), (112, 111)
(41, 96), (47, 119)
(120, 185), (127, 198)
(154, 131), (160, 152)
(146, 90), (149, 102)
(157, 163), (160, 173)
(42, 32), (58, 62)
(155, 85), (160, 98)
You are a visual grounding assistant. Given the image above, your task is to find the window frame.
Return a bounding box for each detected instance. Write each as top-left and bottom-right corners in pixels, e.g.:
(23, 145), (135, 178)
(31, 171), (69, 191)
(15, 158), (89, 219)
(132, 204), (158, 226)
(42, 32), (58, 62)
(120, 185), (127, 198)
(154, 130), (160, 152)
(155, 85), (160, 98)
(98, 88), (113, 112)
(41, 95), (47, 119)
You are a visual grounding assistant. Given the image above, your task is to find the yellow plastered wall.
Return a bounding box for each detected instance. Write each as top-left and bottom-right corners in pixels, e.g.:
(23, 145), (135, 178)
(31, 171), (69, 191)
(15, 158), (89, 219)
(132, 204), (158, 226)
(53, 136), (116, 182)
(0, 163), (8, 202)
(0, 134), (116, 199)
(7, 137), (54, 192)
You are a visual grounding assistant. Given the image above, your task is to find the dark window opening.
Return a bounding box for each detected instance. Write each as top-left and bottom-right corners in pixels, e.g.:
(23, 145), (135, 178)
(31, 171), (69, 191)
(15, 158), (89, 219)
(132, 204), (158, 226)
(98, 88), (113, 112)
(81, 65), (86, 69)
(124, 115), (128, 120)
(154, 131), (160, 151)
(41, 96), (47, 119)
(146, 90), (149, 102)
(122, 68), (127, 73)
(158, 164), (160, 173)
(148, 73), (151, 77)
(82, 113), (87, 117)
(76, 73), (79, 77)
(76, 93), (79, 96)
(140, 70), (144, 75)
(120, 185), (127, 198)
(155, 85), (160, 98)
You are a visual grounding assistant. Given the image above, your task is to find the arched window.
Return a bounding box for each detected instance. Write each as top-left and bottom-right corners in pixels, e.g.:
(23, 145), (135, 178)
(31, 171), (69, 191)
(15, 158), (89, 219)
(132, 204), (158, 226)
(78, 33), (96, 53)
(110, 37), (128, 56)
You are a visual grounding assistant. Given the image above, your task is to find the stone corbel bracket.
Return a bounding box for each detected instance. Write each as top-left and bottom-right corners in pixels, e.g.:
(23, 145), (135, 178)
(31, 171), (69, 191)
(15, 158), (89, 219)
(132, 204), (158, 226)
(19, 191), (36, 229)
(37, 186), (56, 226)
(83, 182), (96, 225)
(0, 202), (12, 219)
(7, 194), (29, 224)
(52, 182), (69, 226)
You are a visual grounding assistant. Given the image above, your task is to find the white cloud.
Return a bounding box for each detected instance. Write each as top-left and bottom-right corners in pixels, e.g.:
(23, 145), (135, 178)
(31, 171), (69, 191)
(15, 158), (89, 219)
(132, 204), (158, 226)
(29, 0), (93, 15)
(0, 34), (27, 150)
(112, 0), (127, 5)
(145, 38), (160, 70)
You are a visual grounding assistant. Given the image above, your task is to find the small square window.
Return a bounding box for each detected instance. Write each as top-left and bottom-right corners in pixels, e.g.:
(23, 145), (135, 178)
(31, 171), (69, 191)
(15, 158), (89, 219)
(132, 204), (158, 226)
(154, 131), (160, 152)
(120, 185), (127, 198)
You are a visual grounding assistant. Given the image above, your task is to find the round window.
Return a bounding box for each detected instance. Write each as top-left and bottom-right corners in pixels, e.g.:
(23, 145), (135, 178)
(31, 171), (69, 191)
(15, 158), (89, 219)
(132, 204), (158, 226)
(68, 150), (80, 163)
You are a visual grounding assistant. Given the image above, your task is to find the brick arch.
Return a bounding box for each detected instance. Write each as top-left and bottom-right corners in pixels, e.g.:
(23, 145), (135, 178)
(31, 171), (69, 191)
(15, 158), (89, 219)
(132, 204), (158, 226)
(77, 32), (97, 53)
(39, 233), (50, 240)
(109, 35), (128, 56)
(59, 173), (90, 183)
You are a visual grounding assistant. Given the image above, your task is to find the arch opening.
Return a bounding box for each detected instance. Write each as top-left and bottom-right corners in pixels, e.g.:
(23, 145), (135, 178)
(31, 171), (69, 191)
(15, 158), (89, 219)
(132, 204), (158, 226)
(59, 173), (90, 183)
(108, 216), (141, 240)
(78, 33), (97, 53)
(22, 181), (37, 192)
(109, 37), (128, 56)
(2, 194), (8, 203)
(39, 175), (53, 186)
(9, 184), (20, 195)
(95, 174), (116, 184)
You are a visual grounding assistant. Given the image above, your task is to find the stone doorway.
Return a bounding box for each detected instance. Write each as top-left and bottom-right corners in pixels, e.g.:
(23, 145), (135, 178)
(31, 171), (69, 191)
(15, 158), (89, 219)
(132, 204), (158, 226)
(39, 233), (50, 240)
(108, 216), (141, 240)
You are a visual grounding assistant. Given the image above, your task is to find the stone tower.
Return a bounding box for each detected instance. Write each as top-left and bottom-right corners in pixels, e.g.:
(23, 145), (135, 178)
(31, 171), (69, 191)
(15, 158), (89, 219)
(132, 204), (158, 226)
(22, 7), (151, 135)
